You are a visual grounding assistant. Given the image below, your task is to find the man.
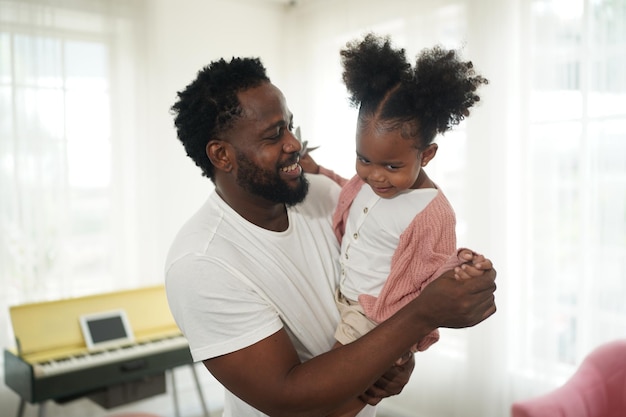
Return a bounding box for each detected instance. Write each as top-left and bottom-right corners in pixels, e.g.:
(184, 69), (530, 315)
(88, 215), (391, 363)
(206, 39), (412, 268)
(165, 56), (496, 417)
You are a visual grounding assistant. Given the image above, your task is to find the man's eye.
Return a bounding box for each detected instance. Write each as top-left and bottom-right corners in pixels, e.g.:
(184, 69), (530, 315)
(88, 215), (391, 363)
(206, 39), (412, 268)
(357, 156), (369, 164)
(386, 164), (400, 170)
(268, 129), (282, 139)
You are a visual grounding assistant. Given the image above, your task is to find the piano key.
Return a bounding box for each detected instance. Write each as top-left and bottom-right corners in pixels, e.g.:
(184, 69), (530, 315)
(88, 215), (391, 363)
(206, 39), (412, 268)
(32, 335), (189, 378)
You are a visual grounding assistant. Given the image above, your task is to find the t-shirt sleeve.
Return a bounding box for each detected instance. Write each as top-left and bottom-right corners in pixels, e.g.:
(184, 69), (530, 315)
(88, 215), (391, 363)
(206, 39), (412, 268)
(166, 254), (284, 362)
(303, 172), (342, 215)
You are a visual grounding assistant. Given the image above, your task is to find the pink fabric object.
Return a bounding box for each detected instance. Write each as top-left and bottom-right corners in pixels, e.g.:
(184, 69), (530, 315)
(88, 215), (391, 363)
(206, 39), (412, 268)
(511, 339), (626, 417)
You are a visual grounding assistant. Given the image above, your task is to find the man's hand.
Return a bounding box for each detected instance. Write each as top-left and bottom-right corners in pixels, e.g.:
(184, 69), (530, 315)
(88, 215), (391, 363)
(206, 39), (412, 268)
(418, 266), (497, 330)
(359, 352), (415, 405)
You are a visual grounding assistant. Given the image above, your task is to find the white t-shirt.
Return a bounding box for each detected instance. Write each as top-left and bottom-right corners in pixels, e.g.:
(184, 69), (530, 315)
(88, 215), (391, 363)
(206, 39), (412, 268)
(165, 174), (376, 417)
(339, 186), (438, 301)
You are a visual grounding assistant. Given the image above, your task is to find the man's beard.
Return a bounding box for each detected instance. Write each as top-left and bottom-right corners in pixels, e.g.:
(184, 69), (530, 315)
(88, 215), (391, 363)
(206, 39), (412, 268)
(235, 150), (309, 206)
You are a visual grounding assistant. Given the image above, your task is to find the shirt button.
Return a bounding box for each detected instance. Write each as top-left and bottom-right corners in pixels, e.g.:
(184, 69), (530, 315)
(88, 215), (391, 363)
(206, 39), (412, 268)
(353, 233), (358, 240)
(345, 253), (349, 259)
(363, 207), (368, 213)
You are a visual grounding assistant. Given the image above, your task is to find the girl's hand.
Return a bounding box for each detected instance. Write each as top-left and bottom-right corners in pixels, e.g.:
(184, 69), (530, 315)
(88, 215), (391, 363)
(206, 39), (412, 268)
(455, 251), (493, 280)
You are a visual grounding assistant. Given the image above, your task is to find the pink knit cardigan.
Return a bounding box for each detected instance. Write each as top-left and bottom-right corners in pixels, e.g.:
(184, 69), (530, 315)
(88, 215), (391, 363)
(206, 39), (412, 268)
(331, 175), (466, 351)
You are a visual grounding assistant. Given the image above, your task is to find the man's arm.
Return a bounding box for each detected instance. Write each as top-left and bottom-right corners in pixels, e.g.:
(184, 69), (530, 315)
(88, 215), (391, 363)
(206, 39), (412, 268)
(203, 267), (496, 417)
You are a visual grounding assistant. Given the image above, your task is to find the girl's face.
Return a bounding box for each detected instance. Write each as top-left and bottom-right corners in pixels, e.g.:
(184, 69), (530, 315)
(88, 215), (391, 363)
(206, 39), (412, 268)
(355, 120), (436, 198)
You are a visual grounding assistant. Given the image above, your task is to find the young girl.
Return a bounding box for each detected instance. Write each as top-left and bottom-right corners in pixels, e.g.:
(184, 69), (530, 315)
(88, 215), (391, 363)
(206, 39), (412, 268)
(312, 33), (492, 417)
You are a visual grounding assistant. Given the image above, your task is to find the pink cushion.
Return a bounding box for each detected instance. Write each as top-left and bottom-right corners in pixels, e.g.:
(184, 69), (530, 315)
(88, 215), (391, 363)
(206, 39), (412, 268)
(511, 339), (626, 417)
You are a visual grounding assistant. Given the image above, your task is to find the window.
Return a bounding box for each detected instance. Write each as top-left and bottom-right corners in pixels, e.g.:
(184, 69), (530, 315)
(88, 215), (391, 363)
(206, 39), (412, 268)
(0, 0), (143, 363)
(521, 0), (626, 376)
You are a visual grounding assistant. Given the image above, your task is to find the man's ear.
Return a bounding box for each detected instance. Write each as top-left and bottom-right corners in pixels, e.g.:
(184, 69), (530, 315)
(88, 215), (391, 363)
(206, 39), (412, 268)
(206, 140), (233, 173)
(420, 143), (438, 167)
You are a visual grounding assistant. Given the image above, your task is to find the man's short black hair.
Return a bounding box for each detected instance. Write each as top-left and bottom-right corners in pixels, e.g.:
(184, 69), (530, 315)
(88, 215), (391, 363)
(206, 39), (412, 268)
(171, 57), (270, 181)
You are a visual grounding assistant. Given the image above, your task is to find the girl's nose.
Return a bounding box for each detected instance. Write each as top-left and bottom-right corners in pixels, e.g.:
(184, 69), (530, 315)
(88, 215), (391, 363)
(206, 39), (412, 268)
(368, 167), (385, 182)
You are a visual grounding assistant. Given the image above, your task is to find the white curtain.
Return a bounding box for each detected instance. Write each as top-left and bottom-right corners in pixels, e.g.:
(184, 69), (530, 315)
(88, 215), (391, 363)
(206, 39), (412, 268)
(282, 0), (626, 416)
(0, 0), (146, 357)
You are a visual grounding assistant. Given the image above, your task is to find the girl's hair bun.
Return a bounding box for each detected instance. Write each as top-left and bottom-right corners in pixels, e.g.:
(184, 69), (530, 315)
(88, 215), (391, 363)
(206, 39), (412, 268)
(341, 33), (410, 107)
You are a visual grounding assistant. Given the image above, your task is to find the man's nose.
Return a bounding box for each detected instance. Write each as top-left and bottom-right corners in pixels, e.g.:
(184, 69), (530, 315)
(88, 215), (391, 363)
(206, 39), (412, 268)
(283, 130), (302, 153)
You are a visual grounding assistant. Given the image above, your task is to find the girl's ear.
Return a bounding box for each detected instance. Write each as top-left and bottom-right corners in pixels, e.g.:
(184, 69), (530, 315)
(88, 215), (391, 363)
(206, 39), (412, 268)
(206, 140), (234, 172)
(420, 143), (438, 167)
